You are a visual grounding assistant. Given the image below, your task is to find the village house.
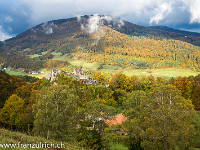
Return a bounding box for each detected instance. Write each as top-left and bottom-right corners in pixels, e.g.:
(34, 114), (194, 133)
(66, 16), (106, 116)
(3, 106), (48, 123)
(44, 68), (64, 82)
(44, 68), (101, 86)
(32, 71), (38, 75)
(104, 113), (127, 126)
(71, 68), (89, 80)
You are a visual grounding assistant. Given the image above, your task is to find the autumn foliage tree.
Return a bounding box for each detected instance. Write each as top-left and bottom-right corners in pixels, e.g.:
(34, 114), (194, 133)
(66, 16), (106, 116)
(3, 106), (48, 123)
(33, 85), (79, 141)
(123, 84), (197, 150)
(172, 75), (200, 109)
(94, 72), (107, 84)
(192, 84), (200, 110)
(0, 71), (26, 108)
(0, 94), (25, 129)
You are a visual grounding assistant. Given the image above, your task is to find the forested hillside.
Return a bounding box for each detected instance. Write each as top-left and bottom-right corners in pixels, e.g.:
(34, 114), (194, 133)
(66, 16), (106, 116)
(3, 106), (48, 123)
(0, 15), (200, 72)
(74, 27), (200, 69)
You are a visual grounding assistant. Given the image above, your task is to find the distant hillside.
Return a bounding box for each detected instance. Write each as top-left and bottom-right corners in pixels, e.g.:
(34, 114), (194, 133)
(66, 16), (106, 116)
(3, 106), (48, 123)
(0, 15), (199, 71)
(74, 26), (200, 69)
(150, 25), (200, 37)
(0, 41), (3, 47)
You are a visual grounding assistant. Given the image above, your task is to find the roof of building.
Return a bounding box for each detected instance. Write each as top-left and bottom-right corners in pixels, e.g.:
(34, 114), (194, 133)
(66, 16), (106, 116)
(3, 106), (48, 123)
(104, 113), (127, 126)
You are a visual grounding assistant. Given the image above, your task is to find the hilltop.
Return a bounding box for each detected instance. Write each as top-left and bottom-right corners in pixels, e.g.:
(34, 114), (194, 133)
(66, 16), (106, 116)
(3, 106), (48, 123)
(4, 15), (200, 47)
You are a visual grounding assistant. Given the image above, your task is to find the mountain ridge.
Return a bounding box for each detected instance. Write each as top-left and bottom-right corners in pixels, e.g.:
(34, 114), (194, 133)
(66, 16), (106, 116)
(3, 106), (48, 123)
(3, 15), (200, 47)
(149, 25), (200, 37)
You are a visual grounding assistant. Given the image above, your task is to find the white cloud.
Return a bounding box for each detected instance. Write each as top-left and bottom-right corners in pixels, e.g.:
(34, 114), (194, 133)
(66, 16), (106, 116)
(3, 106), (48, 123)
(76, 15), (81, 22)
(14, 0), (200, 31)
(22, 10), (28, 17)
(118, 19), (125, 28)
(21, 0), (78, 25)
(183, 0), (200, 23)
(42, 22), (56, 34)
(86, 14), (103, 34)
(5, 16), (13, 23)
(19, 0), (182, 26)
(79, 14), (124, 34)
(0, 26), (12, 41)
(150, 2), (172, 24)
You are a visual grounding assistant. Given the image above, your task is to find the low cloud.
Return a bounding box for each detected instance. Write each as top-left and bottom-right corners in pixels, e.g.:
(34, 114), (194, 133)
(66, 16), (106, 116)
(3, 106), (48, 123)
(1, 0), (200, 35)
(150, 2), (173, 25)
(20, 0), (200, 26)
(183, 0), (200, 23)
(5, 16), (13, 23)
(83, 14), (104, 34)
(0, 26), (12, 41)
(42, 22), (57, 34)
(78, 14), (124, 34)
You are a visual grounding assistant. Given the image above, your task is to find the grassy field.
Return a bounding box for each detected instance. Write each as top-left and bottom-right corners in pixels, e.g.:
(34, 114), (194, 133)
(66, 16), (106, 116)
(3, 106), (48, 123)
(27, 54), (40, 58)
(29, 69), (51, 79)
(91, 68), (199, 79)
(102, 65), (122, 70)
(51, 52), (64, 60)
(4, 68), (50, 79)
(70, 60), (99, 70)
(62, 55), (200, 79)
(51, 52), (100, 69)
(122, 68), (200, 79)
(22, 48), (31, 52)
(27, 51), (47, 58)
(51, 53), (200, 79)
(5, 70), (24, 76)
(0, 128), (83, 150)
(4, 68), (24, 76)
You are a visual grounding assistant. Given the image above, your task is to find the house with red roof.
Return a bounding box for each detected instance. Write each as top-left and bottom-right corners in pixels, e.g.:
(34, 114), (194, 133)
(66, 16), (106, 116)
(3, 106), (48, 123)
(104, 113), (127, 126)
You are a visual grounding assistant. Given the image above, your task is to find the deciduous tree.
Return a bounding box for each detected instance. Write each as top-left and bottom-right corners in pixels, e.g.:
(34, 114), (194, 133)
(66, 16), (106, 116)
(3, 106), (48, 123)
(33, 85), (79, 141)
(123, 84), (196, 150)
(0, 94), (25, 129)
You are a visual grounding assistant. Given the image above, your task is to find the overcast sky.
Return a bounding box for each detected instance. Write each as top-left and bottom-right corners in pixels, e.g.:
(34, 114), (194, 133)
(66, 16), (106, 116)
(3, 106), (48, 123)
(0, 0), (200, 41)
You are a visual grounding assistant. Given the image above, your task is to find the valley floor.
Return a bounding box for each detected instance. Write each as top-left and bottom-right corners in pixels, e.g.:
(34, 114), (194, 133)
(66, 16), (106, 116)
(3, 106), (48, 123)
(4, 51), (200, 79)
(14, 66), (200, 79)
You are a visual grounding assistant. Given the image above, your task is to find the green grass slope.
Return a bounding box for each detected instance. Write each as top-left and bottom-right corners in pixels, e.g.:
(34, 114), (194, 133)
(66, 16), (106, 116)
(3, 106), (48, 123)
(0, 129), (84, 150)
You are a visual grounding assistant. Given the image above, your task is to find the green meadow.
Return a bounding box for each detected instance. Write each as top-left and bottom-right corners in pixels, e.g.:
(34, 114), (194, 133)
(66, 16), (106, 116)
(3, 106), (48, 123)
(122, 68), (200, 79)
(29, 69), (51, 79)
(4, 68), (24, 76)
